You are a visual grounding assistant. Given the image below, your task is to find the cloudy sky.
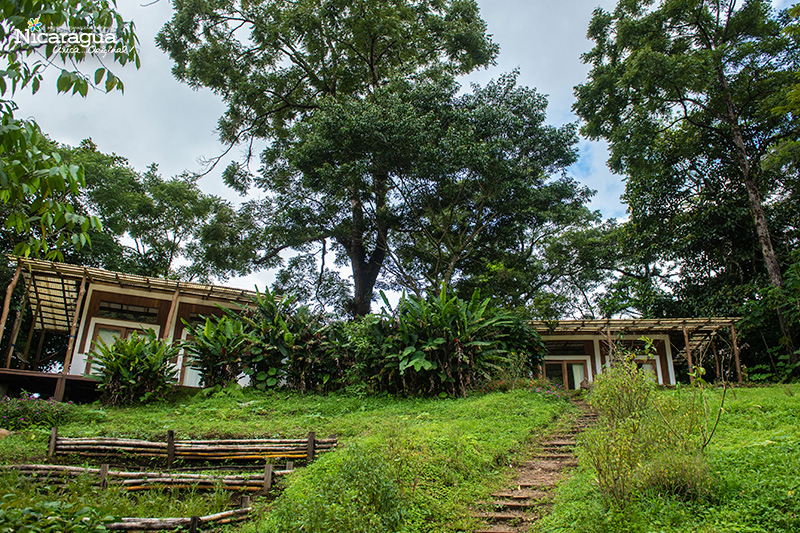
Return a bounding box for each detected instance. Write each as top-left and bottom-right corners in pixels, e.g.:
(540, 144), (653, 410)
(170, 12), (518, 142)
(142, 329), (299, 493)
(13, 0), (794, 290)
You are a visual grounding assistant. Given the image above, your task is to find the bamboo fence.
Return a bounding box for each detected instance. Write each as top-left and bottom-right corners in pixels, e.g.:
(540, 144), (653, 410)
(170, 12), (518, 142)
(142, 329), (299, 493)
(48, 428), (336, 467)
(106, 506), (251, 531)
(1, 462), (293, 493)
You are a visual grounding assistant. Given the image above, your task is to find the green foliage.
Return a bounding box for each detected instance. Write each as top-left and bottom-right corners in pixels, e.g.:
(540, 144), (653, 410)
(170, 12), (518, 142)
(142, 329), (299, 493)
(574, 0), (800, 368)
(182, 314), (252, 389)
(263, 442), (405, 533)
(350, 286), (544, 397)
(0, 0), (139, 259)
(582, 350), (719, 508)
(243, 289), (344, 392)
(0, 392), (75, 430)
(0, 491), (112, 533)
(536, 385), (800, 533)
(90, 330), (179, 406)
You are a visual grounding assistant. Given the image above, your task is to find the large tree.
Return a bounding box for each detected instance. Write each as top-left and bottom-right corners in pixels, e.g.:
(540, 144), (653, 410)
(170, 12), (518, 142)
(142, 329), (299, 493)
(157, 0), (497, 315)
(574, 0), (800, 351)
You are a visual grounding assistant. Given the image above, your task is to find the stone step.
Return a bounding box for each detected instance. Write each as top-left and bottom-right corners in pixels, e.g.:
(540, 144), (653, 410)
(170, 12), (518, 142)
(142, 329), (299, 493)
(491, 490), (550, 500)
(472, 511), (538, 523)
(528, 453), (575, 460)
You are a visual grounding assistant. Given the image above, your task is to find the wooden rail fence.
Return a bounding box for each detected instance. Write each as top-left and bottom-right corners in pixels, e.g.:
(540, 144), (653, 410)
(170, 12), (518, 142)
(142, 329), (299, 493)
(48, 428), (336, 467)
(106, 507), (251, 531)
(1, 462), (293, 493)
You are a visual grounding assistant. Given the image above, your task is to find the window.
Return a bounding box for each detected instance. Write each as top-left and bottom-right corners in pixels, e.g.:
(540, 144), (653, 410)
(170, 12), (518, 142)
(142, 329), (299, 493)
(97, 301), (159, 324)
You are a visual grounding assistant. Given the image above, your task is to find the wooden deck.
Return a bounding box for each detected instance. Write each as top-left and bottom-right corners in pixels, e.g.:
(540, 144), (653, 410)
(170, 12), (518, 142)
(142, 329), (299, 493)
(0, 368), (100, 402)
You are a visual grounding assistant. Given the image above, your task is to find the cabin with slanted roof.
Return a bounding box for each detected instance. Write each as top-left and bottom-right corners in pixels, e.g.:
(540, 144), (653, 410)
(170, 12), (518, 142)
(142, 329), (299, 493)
(0, 257), (258, 401)
(530, 318), (743, 389)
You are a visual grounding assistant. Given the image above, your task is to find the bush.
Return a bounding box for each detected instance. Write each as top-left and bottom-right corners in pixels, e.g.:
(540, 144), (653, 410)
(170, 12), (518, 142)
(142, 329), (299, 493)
(581, 348), (720, 507)
(0, 392), (74, 430)
(351, 286), (544, 397)
(0, 491), (113, 532)
(182, 315), (252, 388)
(90, 330), (179, 406)
(244, 290), (345, 392)
(262, 442), (405, 533)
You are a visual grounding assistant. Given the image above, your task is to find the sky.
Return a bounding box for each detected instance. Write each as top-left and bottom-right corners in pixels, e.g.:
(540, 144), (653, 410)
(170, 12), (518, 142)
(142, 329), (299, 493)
(12, 0), (794, 291)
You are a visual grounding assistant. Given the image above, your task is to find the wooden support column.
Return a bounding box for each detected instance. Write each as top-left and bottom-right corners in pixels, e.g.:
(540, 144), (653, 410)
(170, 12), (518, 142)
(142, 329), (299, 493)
(3, 293), (26, 368)
(606, 326), (614, 364)
(731, 325), (743, 384)
(683, 325), (694, 383)
(712, 338), (722, 382)
(162, 287), (181, 341)
(21, 305), (40, 368)
(55, 275), (87, 402)
(0, 263), (22, 351)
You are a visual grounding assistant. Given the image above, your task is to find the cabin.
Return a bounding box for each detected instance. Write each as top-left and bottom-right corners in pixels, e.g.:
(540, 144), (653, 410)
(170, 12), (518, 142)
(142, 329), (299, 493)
(0, 257), (258, 401)
(0, 257), (743, 401)
(531, 318), (742, 389)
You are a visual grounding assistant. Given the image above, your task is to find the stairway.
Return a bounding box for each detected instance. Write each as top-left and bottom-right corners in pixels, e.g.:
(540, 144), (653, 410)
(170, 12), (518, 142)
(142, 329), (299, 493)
(472, 403), (598, 533)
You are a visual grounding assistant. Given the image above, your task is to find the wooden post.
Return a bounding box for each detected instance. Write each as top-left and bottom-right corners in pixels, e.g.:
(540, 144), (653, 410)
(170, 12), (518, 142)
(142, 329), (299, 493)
(682, 325), (694, 383)
(99, 463), (109, 489)
(0, 263), (22, 353)
(606, 325), (614, 364)
(240, 495), (250, 508)
(48, 427), (58, 459)
(20, 304), (39, 369)
(4, 301), (25, 368)
(162, 288), (181, 340)
(56, 275), (87, 402)
(285, 460), (293, 471)
(262, 463), (273, 494)
(712, 338), (721, 382)
(731, 325), (743, 384)
(306, 431), (316, 463)
(189, 516), (200, 533)
(167, 430), (175, 469)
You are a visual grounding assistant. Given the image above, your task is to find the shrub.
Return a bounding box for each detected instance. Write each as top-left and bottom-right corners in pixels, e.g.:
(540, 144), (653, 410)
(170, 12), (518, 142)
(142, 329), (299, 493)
(262, 442), (405, 533)
(182, 315), (252, 388)
(581, 347), (721, 507)
(0, 491), (113, 532)
(90, 330), (179, 406)
(0, 392), (75, 430)
(363, 286), (544, 397)
(244, 290), (345, 392)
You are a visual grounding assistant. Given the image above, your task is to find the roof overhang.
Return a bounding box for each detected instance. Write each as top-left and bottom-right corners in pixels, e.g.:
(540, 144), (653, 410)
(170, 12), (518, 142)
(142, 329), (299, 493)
(10, 257), (260, 333)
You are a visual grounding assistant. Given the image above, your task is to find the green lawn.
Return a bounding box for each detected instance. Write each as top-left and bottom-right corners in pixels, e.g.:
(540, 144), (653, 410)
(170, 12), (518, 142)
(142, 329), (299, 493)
(0, 386), (569, 532)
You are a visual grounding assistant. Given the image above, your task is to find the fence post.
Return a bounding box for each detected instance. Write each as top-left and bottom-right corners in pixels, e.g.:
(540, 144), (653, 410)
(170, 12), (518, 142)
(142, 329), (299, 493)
(99, 463), (109, 489)
(167, 430), (175, 469)
(47, 427), (58, 459)
(286, 460), (294, 471)
(262, 463), (273, 494)
(189, 515), (200, 533)
(240, 495), (251, 508)
(306, 431), (316, 463)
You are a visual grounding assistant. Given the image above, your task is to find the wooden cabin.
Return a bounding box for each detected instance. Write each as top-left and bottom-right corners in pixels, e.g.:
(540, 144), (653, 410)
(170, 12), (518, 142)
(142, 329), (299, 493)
(530, 318), (742, 389)
(0, 257), (258, 400)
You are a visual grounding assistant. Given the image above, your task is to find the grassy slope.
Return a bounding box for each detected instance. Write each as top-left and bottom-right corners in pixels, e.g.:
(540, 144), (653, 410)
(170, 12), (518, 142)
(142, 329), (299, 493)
(0, 387), (569, 532)
(535, 384), (800, 533)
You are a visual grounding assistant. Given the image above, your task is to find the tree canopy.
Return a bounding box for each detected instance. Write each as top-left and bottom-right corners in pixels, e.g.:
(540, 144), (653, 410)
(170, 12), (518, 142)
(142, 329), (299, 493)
(574, 0), (800, 357)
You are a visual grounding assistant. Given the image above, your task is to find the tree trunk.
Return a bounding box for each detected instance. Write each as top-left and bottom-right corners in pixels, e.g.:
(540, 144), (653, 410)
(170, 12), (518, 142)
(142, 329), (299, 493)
(720, 73), (797, 362)
(342, 174), (389, 317)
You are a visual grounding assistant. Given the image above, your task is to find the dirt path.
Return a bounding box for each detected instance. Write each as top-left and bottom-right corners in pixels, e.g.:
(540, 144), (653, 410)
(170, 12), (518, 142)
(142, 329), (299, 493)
(471, 401), (597, 533)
